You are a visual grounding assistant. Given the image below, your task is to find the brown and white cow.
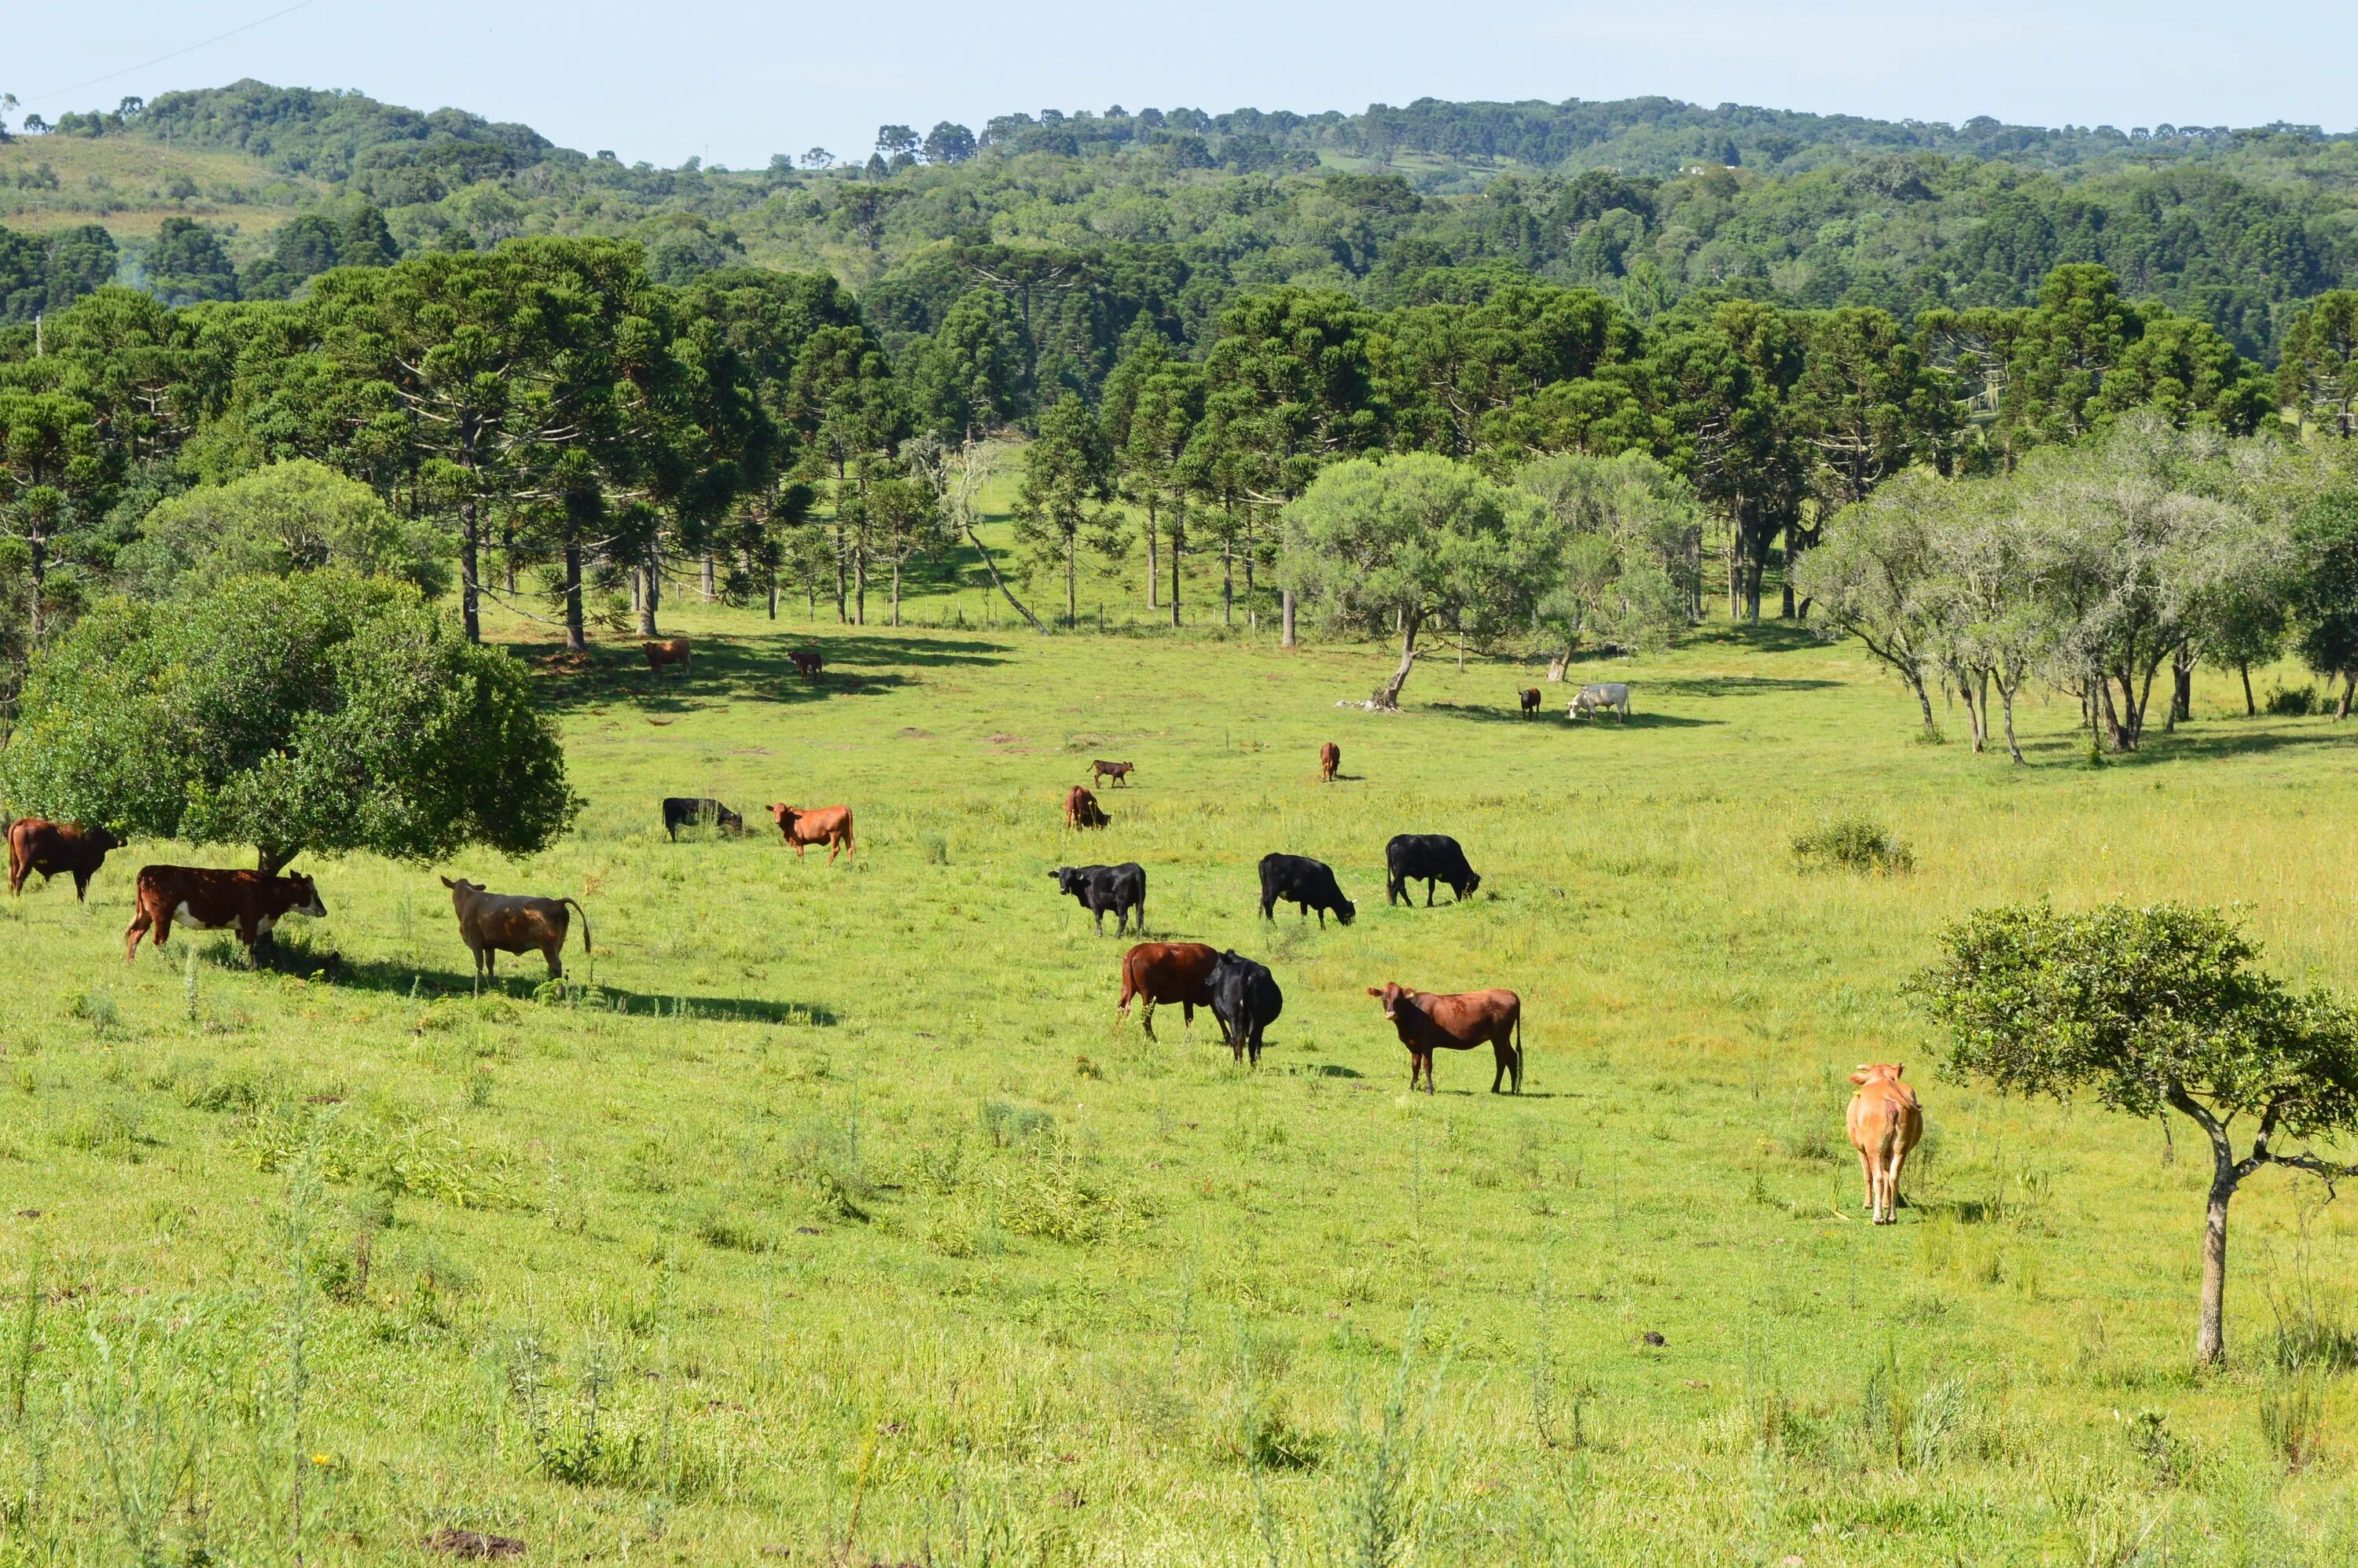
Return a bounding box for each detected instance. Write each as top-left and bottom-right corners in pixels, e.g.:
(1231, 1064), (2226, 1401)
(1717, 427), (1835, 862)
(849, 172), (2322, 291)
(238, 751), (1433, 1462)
(1117, 942), (1225, 1041)
(7, 819), (122, 902)
(1518, 688), (1542, 717)
(1318, 742), (1340, 784)
(768, 802), (856, 863)
(1067, 785), (1110, 830)
(123, 865), (327, 964)
(443, 876), (590, 982)
(1847, 1063), (1923, 1225)
(1367, 982), (1523, 1094)
(645, 639), (692, 680)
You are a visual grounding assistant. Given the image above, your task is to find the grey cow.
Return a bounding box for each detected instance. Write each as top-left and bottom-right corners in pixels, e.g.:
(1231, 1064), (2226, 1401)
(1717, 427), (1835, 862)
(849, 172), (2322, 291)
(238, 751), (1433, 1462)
(1570, 682), (1631, 722)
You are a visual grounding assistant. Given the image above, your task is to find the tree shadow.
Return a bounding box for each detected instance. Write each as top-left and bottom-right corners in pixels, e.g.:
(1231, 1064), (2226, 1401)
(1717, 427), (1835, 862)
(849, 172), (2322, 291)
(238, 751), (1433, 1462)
(299, 951), (838, 1026)
(1642, 674), (1841, 696)
(1422, 701), (1717, 729)
(509, 630), (1010, 715)
(1686, 621), (1830, 654)
(2106, 724), (2358, 765)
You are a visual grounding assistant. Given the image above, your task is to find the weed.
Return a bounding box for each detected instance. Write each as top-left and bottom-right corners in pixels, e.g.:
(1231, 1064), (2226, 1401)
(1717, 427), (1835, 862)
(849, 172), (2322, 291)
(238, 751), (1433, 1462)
(2258, 1372), (2327, 1471)
(1791, 816), (1915, 875)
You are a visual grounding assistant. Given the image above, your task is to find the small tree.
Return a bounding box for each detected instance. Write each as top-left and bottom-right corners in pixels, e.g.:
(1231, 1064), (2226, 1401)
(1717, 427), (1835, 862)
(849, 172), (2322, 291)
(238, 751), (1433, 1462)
(119, 459), (449, 600)
(1913, 902), (2358, 1366)
(1012, 392), (1112, 627)
(1, 571), (578, 879)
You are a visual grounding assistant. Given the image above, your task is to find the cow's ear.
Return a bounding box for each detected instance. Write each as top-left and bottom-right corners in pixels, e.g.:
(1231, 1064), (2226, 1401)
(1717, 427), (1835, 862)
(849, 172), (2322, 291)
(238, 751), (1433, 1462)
(1891, 1063), (1904, 1079)
(1366, 986), (1382, 997)
(1849, 1070), (1869, 1085)
(439, 876), (454, 888)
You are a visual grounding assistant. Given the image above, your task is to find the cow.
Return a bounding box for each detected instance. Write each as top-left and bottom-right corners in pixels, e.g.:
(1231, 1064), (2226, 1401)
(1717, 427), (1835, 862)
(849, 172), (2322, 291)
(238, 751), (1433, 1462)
(1116, 941), (1223, 1041)
(1385, 834), (1482, 907)
(1052, 862), (1145, 935)
(1066, 785), (1110, 830)
(768, 803), (856, 863)
(1209, 951), (1283, 1066)
(1518, 688), (1541, 717)
(442, 876), (590, 983)
(1571, 682), (1631, 722)
(1319, 742), (1340, 783)
(1367, 982), (1523, 1095)
(1847, 1063), (1924, 1225)
(123, 865), (327, 965)
(645, 639), (692, 680)
(7, 819), (122, 902)
(1089, 759), (1136, 788)
(663, 798), (744, 839)
(1257, 853), (1355, 927)
(789, 648), (824, 681)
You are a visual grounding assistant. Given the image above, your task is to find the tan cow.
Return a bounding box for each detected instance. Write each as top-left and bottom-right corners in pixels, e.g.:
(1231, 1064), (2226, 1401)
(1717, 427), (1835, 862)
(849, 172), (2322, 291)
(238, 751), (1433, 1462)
(1846, 1063), (1923, 1225)
(1318, 741), (1340, 783)
(768, 803), (856, 862)
(1066, 785), (1110, 829)
(442, 876), (590, 982)
(644, 639), (692, 680)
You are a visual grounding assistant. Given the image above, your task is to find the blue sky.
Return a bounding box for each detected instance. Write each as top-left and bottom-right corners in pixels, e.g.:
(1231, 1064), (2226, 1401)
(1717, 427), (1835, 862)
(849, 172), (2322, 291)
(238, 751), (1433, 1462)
(11, 0), (2356, 169)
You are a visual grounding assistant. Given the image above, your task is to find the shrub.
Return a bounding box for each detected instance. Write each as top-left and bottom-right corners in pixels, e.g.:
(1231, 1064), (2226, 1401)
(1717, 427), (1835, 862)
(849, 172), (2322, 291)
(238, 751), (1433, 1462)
(2260, 1372), (2328, 1470)
(2264, 683), (2323, 717)
(1792, 816), (1915, 875)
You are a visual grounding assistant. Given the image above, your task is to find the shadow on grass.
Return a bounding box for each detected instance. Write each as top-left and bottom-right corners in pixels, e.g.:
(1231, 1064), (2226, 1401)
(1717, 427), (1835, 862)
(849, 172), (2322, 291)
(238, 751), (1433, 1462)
(1685, 621), (1829, 654)
(2105, 723), (2358, 765)
(1423, 701), (1719, 729)
(1642, 674), (1841, 696)
(510, 630), (1012, 715)
(222, 942), (835, 1026)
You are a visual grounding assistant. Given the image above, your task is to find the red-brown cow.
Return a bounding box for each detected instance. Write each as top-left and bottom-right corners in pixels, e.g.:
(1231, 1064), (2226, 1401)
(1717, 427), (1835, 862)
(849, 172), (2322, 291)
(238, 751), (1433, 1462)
(1117, 942), (1225, 1041)
(7, 818), (123, 902)
(1067, 785), (1110, 829)
(123, 865), (328, 964)
(1367, 982), (1523, 1095)
(442, 876), (590, 982)
(789, 648), (824, 681)
(1319, 742), (1340, 783)
(768, 802), (856, 862)
(645, 639), (692, 680)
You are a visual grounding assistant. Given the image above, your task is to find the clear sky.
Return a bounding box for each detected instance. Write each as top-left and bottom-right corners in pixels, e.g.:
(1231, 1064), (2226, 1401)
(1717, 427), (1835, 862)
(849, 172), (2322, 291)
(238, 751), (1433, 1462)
(11, 0), (2356, 170)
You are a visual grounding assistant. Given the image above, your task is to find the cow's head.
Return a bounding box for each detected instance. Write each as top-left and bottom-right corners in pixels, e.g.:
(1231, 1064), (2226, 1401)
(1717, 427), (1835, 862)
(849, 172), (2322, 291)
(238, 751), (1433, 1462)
(768, 802), (798, 832)
(1052, 867), (1082, 895)
(440, 875), (482, 904)
(1366, 982), (1413, 1019)
(1334, 896), (1358, 926)
(716, 805), (744, 835)
(285, 872), (327, 919)
(93, 827), (124, 852)
(1458, 870), (1483, 898)
(1850, 1063), (1905, 1086)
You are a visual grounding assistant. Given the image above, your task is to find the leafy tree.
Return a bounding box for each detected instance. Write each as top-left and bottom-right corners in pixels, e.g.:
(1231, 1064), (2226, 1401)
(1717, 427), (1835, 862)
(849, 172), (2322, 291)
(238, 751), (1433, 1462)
(1794, 470), (1952, 738)
(1914, 901), (2358, 1365)
(2289, 490), (2358, 718)
(0, 570), (578, 877)
(1515, 450), (1698, 672)
(2278, 292), (2358, 439)
(143, 218), (238, 304)
(922, 122), (977, 164)
(0, 387), (110, 645)
(905, 287), (1029, 441)
(118, 458), (447, 599)
(1012, 391), (1112, 626)
(1106, 324), (1201, 620)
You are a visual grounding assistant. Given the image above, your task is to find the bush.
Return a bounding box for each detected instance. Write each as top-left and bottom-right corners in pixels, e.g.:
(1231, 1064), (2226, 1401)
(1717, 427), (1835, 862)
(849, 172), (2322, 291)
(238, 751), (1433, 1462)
(1792, 817), (1915, 875)
(2264, 683), (2323, 717)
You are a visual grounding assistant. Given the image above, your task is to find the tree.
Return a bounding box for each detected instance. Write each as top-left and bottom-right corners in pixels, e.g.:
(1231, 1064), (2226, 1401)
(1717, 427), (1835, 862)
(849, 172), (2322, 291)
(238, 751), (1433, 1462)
(2289, 490), (2358, 718)
(119, 458), (448, 599)
(1106, 327), (1201, 622)
(0, 387), (111, 648)
(1914, 902), (2358, 1366)
(922, 123), (977, 164)
(0, 571), (578, 879)
(1515, 450), (1698, 674)
(2279, 293), (2358, 441)
(143, 218), (238, 304)
(788, 322), (905, 622)
(1012, 392), (1112, 626)
(1794, 470), (1951, 739)
(905, 287), (1029, 441)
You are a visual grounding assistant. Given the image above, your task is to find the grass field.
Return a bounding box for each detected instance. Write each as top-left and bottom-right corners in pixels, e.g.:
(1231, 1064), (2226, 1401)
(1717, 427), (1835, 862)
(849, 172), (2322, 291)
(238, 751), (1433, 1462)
(1, 559), (2356, 1566)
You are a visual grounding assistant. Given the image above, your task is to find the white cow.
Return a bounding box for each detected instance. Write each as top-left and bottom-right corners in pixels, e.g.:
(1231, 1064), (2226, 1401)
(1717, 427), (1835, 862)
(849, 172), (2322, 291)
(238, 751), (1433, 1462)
(1570, 682), (1631, 722)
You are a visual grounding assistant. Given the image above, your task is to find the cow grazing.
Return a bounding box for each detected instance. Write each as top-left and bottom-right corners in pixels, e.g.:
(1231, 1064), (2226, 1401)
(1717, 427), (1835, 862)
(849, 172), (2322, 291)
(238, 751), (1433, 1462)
(1368, 982), (1523, 1094)
(1209, 951), (1284, 1065)
(1258, 853), (1355, 927)
(1052, 862), (1145, 935)
(1117, 941), (1222, 1041)
(123, 865), (327, 964)
(1847, 1063), (1923, 1225)
(1066, 785), (1111, 830)
(1385, 834), (1482, 907)
(663, 797), (744, 839)
(768, 803), (856, 863)
(1571, 682), (1631, 722)
(1089, 759), (1136, 788)
(7, 819), (122, 902)
(645, 639), (692, 680)
(1518, 688), (1541, 717)
(443, 876), (590, 982)
(1319, 742), (1340, 783)
(789, 648), (824, 681)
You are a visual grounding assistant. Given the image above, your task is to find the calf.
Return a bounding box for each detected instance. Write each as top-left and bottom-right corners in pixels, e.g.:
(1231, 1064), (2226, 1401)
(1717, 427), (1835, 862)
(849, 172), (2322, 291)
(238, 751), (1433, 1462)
(1066, 785), (1110, 830)
(1847, 1063), (1923, 1225)
(789, 648), (824, 681)
(1089, 759), (1135, 788)
(1385, 833), (1482, 906)
(1209, 951), (1284, 1066)
(7, 819), (122, 902)
(443, 876), (590, 982)
(1258, 853), (1355, 927)
(663, 797), (744, 839)
(768, 803), (856, 863)
(1052, 862), (1145, 935)
(1571, 682), (1631, 722)
(1117, 941), (1222, 1041)
(1368, 982), (1523, 1094)
(645, 639), (692, 680)
(1518, 688), (1541, 717)
(1319, 741), (1340, 783)
(123, 865), (327, 965)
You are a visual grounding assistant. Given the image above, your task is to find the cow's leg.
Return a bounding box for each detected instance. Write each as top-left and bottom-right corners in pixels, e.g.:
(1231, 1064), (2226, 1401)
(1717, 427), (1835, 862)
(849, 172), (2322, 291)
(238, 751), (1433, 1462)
(1886, 1142), (1912, 1221)
(73, 870), (90, 902)
(1492, 1046), (1506, 1093)
(1181, 1001), (1195, 1035)
(545, 943), (564, 981)
(1856, 1147), (1875, 1213)
(1139, 1001), (1156, 1041)
(1425, 879), (1435, 908)
(123, 906), (153, 963)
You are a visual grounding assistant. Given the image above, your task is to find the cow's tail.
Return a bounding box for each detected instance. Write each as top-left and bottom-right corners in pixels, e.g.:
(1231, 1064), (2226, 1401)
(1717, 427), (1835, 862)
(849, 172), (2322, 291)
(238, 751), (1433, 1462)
(1515, 1005), (1526, 1092)
(562, 898), (593, 955)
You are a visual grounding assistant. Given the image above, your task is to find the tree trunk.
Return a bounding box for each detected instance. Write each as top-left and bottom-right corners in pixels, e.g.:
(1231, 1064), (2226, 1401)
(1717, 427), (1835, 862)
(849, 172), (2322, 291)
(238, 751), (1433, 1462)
(1066, 532), (1077, 628)
(891, 556), (902, 628)
(1221, 539), (1233, 629)
(2170, 643), (2194, 727)
(25, 526), (45, 644)
(2239, 663), (2254, 717)
(563, 541), (588, 653)
(1371, 610), (1422, 709)
(1910, 674), (1938, 740)
(854, 541), (867, 626)
(1145, 495), (1159, 611)
(1280, 589), (1296, 648)
(459, 500), (482, 644)
(2341, 672), (2355, 721)
(255, 846), (293, 877)
(1998, 676), (2025, 766)
(834, 527), (847, 623)
(503, 521), (518, 595)
(635, 558), (660, 638)
(767, 579), (778, 621)
(702, 551), (716, 601)
(2100, 678), (2132, 752)
(2198, 1168), (2235, 1365)
(963, 523), (1042, 633)
(1170, 519), (1181, 627)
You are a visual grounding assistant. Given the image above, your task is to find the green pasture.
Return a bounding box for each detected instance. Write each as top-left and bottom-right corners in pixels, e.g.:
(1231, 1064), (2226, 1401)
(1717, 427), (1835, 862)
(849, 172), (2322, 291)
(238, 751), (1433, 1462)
(1, 589), (2355, 1566)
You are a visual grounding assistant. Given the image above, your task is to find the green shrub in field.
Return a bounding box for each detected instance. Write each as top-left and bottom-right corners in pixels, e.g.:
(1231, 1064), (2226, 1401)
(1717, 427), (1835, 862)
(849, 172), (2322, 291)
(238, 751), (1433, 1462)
(2264, 683), (2323, 717)
(1792, 816), (1915, 875)
(51, 1100), (144, 1160)
(233, 1101), (517, 1208)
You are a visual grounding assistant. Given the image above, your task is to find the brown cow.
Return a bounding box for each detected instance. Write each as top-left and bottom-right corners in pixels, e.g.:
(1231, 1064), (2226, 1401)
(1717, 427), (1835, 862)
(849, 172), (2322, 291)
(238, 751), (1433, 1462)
(1319, 742), (1340, 783)
(1518, 688), (1541, 717)
(1117, 942), (1225, 1041)
(767, 802), (856, 862)
(1847, 1063), (1923, 1225)
(1367, 982), (1523, 1095)
(789, 648), (823, 681)
(1067, 785), (1110, 829)
(7, 819), (123, 902)
(1089, 759), (1135, 788)
(442, 876), (590, 982)
(645, 639), (692, 680)
(123, 865), (327, 964)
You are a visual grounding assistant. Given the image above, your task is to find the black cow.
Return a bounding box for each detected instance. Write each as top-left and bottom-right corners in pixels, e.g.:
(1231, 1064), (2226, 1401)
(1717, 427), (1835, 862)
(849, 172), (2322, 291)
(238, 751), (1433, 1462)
(1257, 853), (1356, 927)
(663, 797), (744, 840)
(1051, 862), (1146, 935)
(1385, 834), (1482, 906)
(1208, 950), (1283, 1066)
